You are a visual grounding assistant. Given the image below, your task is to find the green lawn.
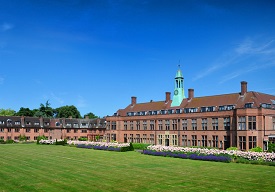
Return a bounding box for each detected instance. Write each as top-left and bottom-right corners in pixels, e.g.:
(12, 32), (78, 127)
(0, 144), (274, 192)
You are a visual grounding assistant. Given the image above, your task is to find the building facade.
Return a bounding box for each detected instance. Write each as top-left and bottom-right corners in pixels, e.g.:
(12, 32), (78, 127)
(0, 116), (106, 141)
(106, 68), (275, 150)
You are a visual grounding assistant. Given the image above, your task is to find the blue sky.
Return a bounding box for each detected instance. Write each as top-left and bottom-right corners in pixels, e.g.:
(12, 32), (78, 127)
(1, 0), (275, 117)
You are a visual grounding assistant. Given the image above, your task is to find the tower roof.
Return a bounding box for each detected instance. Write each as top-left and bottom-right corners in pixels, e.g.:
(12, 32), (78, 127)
(175, 68), (183, 78)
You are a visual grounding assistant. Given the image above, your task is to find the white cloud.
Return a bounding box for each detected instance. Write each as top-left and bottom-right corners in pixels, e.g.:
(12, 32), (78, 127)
(0, 23), (14, 32)
(194, 37), (275, 83)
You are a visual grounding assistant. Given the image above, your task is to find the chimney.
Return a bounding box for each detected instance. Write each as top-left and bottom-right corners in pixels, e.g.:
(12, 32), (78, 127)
(165, 92), (171, 103)
(131, 96), (137, 105)
(241, 81), (247, 96)
(188, 88), (194, 99)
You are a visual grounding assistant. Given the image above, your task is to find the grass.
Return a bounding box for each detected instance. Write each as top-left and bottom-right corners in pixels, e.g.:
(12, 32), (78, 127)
(0, 144), (274, 192)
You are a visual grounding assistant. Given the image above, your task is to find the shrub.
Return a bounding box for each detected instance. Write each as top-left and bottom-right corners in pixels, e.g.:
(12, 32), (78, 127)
(55, 139), (67, 145)
(5, 139), (14, 144)
(226, 147), (238, 151)
(132, 143), (150, 150)
(19, 134), (27, 142)
(249, 146), (263, 152)
(78, 137), (88, 141)
(0, 139), (5, 144)
(268, 143), (275, 153)
(37, 135), (47, 144)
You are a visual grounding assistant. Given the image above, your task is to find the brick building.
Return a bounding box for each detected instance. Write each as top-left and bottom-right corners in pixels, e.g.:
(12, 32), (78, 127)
(105, 68), (275, 150)
(0, 116), (106, 141)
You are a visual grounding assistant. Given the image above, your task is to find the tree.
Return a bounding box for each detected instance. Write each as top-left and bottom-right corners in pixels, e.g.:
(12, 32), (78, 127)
(84, 112), (98, 119)
(0, 108), (16, 116)
(55, 105), (81, 118)
(15, 107), (34, 117)
(34, 100), (54, 118)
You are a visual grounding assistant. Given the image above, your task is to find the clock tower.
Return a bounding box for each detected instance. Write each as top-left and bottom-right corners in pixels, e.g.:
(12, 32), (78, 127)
(171, 67), (185, 107)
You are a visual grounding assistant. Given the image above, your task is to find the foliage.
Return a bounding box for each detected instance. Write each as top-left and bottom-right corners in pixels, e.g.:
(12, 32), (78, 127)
(0, 139), (5, 144)
(55, 139), (67, 145)
(19, 134), (27, 141)
(84, 112), (98, 119)
(249, 146), (263, 152)
(132, 143), (150, 150)
(78, 137), (88, 141)
(226, 147), (238, 151)
(5, 139), (14, 144)
(34, 100), (54, 118)
(55, 105), (81, 118)
(15, 107), (34, 117)
(36, 135), (47, 144)
(95, 135), (100, 141)
(268, 143), (275, 153)
(0, 108), (16, 116)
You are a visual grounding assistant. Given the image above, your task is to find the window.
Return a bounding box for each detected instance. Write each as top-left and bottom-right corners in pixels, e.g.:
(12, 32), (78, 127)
(127, 112), (135, 116)
(0, 128), (4, 132)
(130, 121), (134, 130)
(67, 129), (71, 133)
(73, 123), (79, 128)
(150, 120), (154, 130)
(182, 119), (187, 130)
(142, 134), (147, 143)
(172, 119), (177, 130)
(219, 105), (234, 111)
(172, 135), (178, 146)
(66, 123), (72, 127)
(167, 109), (173, 114)
(212, 118), (218, 130)
(15, 128), (20, 132)
(44, 129), (49, 133)
(202, 118), (207, 130)
(34, 122), (40, 126)
(44, 122), (50, 126)
(150, 134), (154, 144)
(136, 134), (140, 143)
(244, 103), (253, 108)
(192, 119), (197, 130)
(34, 129), (39, 133)
(81, 129), (87, 133)
(175, 109), (181, 114)
(34, 136), (38, 140)
(273, 117), (275, 130)
(261, 103), (271, 109)
(124, 121), (128, 130)
(160, 110), (166, 115)
(165, 120), (170, 130)
(213, 135), (218, 148)
(182, 135), (187, 147)
(239, 136), (246, 150)
(136, 121), (140, 130)
(224, 117), (230, 130)
(158, 135), (163, 145)
(248, 116), (256, 130)
(238, 117), (246, 130)
(143, 120), (147, 130)
(26, 128), (30, 133)
(202, 135), (207, 147)
(130, 134), (133, 143)
(249, 136), (257, 149)
(158, 120), (163, 130)
(26, 121), (31, 125)
(15, 121), (21, 125)
(184, 108), (198, 113)
(201, 106), (215, 112)
(192, 135), (197, 146)
(8, 128), (12, 132)
(111, 122), (116, 130)
(0, 121), (4, 125)
(74, 129), (78, 133)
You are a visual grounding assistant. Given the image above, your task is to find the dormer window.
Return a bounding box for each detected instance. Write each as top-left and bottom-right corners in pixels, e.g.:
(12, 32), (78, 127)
(219, 105), (234, 111)
(55, 122), (60, 126)
(167, 109), (173, 114)
(184, 108), (198, 113)
(175, 109), (181, 114)
(244, 103), (253, 108)
(261, 103), (271, 109)
(201, 106), (215, 112)
(160, 110), (166, 115)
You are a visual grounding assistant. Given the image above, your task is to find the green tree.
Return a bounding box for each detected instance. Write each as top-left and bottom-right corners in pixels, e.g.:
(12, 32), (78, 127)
(34, 100), (54, 118)
(15, 107), (34, 117)
(0, 108), (16, 116)
(84, 112), (98, 119)
(55, 105), (81, 118)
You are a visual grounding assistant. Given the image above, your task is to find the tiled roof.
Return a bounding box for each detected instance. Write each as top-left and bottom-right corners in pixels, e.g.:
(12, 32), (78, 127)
(116, 91), (275, 116)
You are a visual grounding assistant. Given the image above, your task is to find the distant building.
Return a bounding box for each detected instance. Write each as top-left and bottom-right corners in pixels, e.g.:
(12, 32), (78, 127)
(0, 116), (106, 141)
(105, 67), (275, 150)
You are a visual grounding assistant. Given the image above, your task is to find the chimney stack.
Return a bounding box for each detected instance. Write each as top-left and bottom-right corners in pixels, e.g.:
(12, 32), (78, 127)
(188, 89), (194, 99)
(131, 96), (137, 105)
(165, 92), (171, 103)
(241, 81), (247, 96)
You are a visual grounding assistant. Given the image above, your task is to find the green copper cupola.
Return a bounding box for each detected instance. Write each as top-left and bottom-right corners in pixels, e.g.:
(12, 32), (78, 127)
(171, 67), (185, 107)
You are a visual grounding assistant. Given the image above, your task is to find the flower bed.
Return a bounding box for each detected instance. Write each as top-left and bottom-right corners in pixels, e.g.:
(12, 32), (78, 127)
(67, 141), (133, 152)
(144, 145), (275, 163)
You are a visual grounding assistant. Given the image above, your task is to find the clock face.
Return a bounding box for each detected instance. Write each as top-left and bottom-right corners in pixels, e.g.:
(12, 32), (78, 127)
(174, 90), (178, 95)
